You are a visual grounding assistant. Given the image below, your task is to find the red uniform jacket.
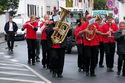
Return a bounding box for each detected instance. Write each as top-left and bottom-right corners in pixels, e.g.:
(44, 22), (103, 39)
(40, 22), (47, 40)
(74, 26), (83, 45)
(95, 23), (104, 42)
(52, 44), (61, 48)
(80, 22), (100, 46)
(101, 23), (118, 43)
(23, 21), (38, 39)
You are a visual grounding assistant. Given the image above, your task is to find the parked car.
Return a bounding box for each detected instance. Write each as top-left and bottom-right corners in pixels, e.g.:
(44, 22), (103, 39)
(14, 23), (25, 40)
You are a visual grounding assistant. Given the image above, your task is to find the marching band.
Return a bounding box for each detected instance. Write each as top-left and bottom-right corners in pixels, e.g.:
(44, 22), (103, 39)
(19, 10), (125, 78)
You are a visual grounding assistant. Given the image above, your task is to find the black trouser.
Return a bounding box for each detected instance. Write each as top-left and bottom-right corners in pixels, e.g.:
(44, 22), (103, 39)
(76, 44), (85, 69)
(35, 39), (41, 60)
(26, 39), (36, 63)
(50, 48), (65, 75)
(104, 43), (116, 69)
(84, 46), (99, 74)
(41, 40), (49, 67)
(99, 42), (105, 66)
(117, 54), (125, 75)
(7, 31), (15, 50)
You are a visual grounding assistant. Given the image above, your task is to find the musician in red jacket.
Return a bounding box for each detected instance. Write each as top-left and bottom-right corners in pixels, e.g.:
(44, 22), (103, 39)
(79, 15), (101, 77)
(79, 14), (110, 76)
(101, 16), (118, 72)
(23, 15), (38, 65)
(40, 14), (50, 68)
(94, 16), (105, 68)
(74, 19), (85, 72)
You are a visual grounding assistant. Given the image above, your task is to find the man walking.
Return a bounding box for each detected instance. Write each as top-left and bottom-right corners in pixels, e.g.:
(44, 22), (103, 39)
(4, 17), (18, 53)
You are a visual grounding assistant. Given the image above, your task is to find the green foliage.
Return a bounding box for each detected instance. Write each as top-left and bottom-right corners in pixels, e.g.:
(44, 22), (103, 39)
(0, 0), (19, 16)
(94, 0), (108, 10)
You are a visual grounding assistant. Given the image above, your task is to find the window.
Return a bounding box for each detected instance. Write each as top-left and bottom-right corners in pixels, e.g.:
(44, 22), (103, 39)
(37, 6), (39, 17)
(27, 4), (37, 16)
(41, 6), (43, 16)
(27, 4), (30, 16)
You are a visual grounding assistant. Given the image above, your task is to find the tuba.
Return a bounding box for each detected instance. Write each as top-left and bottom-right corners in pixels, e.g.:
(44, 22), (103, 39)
(85, 24), (96, 41)
(51, 7), (70, 44)
(85, 16), (99, 41)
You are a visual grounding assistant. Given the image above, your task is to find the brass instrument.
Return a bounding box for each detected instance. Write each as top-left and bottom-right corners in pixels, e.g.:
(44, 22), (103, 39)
(85, 24), (96, 41)
(108, 23), (114, 38)
(51, 7), (70, 44)
(85, 16), (99, 41)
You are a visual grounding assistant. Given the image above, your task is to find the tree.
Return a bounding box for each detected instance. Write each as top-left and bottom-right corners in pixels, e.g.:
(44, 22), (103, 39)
(94, 0), (108, 10)
(0, 0), (19, 16)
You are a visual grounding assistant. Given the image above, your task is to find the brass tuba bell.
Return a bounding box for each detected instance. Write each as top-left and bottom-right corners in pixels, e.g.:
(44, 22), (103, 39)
(85, 24), (96, 41)
(85, 15), (102, 41)
(85, 16), (97, 41)
(51, 7), (70, 44)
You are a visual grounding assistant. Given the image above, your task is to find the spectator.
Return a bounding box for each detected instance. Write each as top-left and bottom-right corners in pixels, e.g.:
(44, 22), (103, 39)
(4, 17), (18, 54)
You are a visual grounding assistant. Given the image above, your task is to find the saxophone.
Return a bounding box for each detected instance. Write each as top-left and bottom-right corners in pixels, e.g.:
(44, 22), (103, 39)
(51, 7), (70, 44)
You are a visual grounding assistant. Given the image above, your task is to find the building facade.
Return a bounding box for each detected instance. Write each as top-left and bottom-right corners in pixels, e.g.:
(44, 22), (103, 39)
(59, 0), (94, 15)
(16, 0), (59, 22)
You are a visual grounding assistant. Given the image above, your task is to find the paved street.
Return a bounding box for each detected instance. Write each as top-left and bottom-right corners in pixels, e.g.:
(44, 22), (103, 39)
(0, 41), (51, 83)
(0, 40), (125, 83)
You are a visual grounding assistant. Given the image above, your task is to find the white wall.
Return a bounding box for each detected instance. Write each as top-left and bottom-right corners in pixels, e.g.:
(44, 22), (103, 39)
(16, 0), (59, 22)
(0, 13), (9, 33)
(16, 0), (44, 23)
(44, 0), (59, 14)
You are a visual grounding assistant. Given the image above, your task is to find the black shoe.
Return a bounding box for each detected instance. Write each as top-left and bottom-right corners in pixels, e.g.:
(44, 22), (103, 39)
(107, 68), (114, 72)
(32, 63), (35, 65)
(57, 74), (63, 78)
(52, 72), (56, 78)
(90, 73), (96, 77)
(47, 66), (49, 69)
(117, 72), (120, 75)
(43, 65), (46, 68)
(78, 68), (82, 72)
(11, 49), (13, 52)
(122, 74), (125, 77)
(99, 65), (104, 68)
(28, 60), (31, 64)
(50, 69), (52, 73)
(86, 72), (89, 76)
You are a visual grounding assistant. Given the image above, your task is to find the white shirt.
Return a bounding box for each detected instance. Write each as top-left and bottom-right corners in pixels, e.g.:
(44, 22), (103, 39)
(67, 17), (76, 24)
(9, 22), (13, 31)
(36, 21), (42, 39)
(53, 15), (60, 21)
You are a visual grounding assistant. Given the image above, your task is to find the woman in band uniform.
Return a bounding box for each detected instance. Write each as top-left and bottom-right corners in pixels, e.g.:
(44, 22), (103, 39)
(23, 16), (38, 65)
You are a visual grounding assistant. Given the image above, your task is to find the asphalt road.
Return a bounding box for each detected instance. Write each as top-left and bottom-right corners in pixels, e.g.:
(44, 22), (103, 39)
(0, 40), (125, 83)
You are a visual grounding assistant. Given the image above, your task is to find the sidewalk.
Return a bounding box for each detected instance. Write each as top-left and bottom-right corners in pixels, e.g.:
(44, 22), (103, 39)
(0, 36), (5, 44)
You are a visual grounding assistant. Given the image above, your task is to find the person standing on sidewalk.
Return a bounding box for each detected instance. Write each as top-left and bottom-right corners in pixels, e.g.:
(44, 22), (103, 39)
(4, 17), (18, 53)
